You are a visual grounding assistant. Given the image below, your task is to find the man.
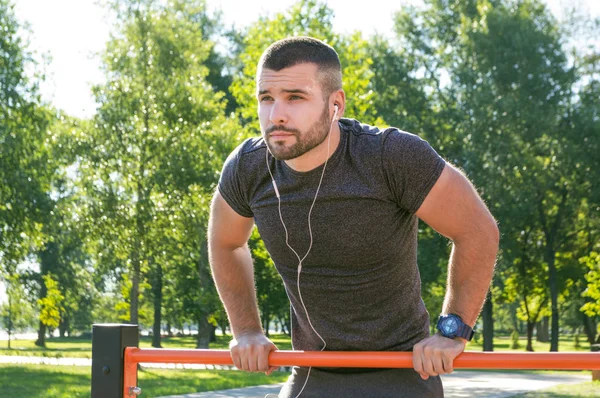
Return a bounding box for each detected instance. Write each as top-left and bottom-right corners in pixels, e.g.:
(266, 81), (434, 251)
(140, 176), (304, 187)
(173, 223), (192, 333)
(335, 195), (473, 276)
(208, 36), (499, 397)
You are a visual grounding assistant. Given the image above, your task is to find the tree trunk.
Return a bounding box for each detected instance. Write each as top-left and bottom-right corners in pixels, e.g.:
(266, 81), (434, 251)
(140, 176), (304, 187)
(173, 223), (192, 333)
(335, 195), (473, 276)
(130, 258), (140, 325)
(35, 320), (47, 347)
(282, 315), (291, 336)
(218, 315), (228, 337)
(209, 324), (217, 343)
(152, 261), (163, 348)
(196, 315), (211, 348)
(539, 188), (567, 353)
(536, 317), (549, 342)
(59, 315), (69, 338)
(7, 291), (12, 350)
(526, 321), (535, 352)
(547, 250), (559, 352)
(130, 177), (148, 326)
(263, 306), (270, 337)
(482, 290), (494, 352)
(582, 310), (596, 345)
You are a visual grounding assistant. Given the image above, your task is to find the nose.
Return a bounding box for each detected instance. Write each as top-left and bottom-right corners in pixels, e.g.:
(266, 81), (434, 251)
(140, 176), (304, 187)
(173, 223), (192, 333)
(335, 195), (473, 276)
(269, 101), (288, 125)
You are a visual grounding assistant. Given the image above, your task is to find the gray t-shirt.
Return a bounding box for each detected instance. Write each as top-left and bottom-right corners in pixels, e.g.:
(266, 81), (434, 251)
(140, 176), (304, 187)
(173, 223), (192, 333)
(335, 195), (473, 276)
(218, 118), (445, 354)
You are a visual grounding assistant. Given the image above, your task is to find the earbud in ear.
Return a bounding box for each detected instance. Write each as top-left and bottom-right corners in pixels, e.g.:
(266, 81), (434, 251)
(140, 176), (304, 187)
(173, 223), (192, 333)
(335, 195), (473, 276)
(333, 104), (339, 120)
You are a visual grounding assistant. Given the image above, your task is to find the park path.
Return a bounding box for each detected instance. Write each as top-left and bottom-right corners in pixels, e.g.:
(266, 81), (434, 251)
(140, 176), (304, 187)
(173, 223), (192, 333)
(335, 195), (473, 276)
(0, 355), (237, 370)
(158, 371), (591, 398)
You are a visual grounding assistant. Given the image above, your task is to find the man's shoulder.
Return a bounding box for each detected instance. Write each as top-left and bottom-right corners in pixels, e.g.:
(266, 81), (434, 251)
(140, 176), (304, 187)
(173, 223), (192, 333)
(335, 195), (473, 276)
(236, 136), (267, 157)
(225, 136), (267, 168)
(341, 118), (420, 148)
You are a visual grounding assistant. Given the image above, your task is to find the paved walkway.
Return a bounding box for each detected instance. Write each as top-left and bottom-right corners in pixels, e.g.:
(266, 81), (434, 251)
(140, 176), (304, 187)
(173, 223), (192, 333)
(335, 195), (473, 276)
(0, 355), (238, 370)
(158, 371), (590, 398)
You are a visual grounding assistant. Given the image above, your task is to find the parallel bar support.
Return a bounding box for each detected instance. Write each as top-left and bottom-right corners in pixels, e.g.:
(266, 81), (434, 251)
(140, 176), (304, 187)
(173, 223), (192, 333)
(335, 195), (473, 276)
(91, 324), (139, 398)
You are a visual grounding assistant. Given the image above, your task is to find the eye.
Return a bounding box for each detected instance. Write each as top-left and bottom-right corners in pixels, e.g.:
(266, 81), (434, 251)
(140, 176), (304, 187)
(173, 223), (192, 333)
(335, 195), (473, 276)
(289, 95), (303, 100)
(259, 96), (273, 102)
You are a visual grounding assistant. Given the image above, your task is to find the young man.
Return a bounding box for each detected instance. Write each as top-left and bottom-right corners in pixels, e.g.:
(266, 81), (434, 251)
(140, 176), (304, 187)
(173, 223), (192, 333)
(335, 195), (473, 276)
(208, 37), (499, 397)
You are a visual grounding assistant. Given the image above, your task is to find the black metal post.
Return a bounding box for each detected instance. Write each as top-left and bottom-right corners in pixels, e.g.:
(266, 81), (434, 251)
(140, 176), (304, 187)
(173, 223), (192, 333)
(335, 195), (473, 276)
(91, 323), (139, 398)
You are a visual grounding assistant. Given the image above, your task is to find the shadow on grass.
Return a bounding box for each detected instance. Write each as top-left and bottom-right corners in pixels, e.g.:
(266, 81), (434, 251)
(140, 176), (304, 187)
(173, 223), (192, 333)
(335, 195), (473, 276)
(0, 364), (91, 398)
(138, 368), (289, 397)
(0, 364), (289, 398)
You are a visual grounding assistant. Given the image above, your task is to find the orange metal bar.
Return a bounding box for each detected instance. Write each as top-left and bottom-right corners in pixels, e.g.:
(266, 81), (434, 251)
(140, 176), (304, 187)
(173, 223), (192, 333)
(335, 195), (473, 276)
(123, 347), (138, 397)
(125, 348), (600, 370)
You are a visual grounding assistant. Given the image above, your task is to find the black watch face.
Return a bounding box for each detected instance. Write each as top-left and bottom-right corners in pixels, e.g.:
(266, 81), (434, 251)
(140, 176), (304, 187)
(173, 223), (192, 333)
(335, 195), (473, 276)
(442, 317), (458, 335)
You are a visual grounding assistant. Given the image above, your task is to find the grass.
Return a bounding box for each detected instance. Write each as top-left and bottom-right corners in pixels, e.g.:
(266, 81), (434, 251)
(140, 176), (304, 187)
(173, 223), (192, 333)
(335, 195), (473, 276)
(512, 380), (600, 397)
(0, 333), (293, 358)
(466, 335), (591, 353)
(0, 337), (93, 358)
(0, 363), (290, 398)
(0, 333), (588, 358)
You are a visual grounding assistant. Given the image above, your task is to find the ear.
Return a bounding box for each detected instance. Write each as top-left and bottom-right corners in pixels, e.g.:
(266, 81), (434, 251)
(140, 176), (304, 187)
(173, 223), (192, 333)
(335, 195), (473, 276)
(330, 90), (346, 120)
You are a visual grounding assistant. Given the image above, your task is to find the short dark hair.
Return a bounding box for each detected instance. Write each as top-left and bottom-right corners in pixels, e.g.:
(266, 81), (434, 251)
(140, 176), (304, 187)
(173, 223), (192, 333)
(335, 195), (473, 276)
(258, 36), (343, 98)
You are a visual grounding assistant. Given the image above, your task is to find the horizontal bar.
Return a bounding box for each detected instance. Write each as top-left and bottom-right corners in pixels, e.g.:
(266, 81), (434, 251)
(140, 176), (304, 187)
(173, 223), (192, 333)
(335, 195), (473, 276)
(125, 348), (600, 370)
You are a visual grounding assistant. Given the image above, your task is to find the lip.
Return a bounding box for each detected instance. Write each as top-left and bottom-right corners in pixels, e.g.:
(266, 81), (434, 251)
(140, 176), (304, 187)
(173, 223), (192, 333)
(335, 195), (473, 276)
(269, 131), (294, 137)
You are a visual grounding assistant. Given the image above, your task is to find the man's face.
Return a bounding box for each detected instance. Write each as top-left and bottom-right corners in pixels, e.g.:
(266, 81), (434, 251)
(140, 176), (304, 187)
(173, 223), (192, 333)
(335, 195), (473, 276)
(256, 63), (331, 161)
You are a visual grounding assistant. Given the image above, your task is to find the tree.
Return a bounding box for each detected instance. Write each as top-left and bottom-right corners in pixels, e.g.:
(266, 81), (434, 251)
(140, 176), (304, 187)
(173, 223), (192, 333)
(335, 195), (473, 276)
(387, 0), (597, 352)
(37, 274), (65, 337)
(80, 0), (240, 347)
(0, 0), (53, 280)
(0, 272), (36, 348)
(581, 252), (600, 342)
(0, 0), (53, 266)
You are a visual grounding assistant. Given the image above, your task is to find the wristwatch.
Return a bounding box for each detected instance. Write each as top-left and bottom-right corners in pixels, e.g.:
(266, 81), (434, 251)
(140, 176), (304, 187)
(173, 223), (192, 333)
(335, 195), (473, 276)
(437, 314), (474, 341)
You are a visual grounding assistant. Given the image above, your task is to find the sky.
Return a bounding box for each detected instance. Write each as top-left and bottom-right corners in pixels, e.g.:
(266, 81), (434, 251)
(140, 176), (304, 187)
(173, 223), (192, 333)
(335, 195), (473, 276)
(12, 0), (600, 120)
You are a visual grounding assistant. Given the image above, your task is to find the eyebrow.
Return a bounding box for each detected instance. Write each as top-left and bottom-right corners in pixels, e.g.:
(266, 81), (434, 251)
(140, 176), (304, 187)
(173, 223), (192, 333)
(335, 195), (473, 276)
(257, 88), (311, 96)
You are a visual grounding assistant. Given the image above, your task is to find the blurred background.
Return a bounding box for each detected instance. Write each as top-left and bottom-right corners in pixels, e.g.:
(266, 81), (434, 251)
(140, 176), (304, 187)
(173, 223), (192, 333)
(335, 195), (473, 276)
(1, 0), (599, 360)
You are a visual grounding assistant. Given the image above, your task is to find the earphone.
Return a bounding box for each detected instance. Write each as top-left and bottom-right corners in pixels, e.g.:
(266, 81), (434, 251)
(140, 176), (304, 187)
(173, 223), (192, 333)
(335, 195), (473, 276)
(264, 103), (339, 398)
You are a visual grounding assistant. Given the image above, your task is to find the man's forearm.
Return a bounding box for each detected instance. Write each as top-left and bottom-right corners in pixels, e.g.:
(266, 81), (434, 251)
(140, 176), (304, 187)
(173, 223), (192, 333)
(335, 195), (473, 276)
(442, 231), (499, 327)
(210, 244), (263, 337)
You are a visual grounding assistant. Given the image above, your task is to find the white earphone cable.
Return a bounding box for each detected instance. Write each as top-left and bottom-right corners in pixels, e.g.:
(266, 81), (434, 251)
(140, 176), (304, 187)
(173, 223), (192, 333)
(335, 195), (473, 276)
(265, 107), (338, 398)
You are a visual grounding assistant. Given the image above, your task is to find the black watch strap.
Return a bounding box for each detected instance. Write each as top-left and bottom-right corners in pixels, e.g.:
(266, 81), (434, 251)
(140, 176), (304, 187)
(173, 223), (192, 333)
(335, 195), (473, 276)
(458, 322), (475, 341)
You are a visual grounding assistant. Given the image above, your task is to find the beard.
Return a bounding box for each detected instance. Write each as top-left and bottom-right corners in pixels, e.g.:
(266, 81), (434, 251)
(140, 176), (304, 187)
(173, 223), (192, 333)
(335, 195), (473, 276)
(263, 104), (331, 161)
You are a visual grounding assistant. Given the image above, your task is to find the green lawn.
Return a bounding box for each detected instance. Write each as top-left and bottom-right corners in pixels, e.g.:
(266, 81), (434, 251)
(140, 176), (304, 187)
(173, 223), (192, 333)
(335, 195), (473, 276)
(467, 335), (592, 353)
(0, 333), (589, 359)
(0, 363), (290, 398)
(0, 333), (294, 358)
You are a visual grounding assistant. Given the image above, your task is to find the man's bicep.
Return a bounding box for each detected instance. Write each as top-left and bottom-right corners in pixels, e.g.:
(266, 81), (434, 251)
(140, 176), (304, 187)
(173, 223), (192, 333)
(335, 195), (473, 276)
(415, 164), (498, 242)
(209, 190), (254, 250)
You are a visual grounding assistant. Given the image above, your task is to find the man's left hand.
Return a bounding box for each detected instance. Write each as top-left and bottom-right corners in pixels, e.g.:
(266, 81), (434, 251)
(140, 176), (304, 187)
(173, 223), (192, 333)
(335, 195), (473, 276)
(412, 333), (466, 380)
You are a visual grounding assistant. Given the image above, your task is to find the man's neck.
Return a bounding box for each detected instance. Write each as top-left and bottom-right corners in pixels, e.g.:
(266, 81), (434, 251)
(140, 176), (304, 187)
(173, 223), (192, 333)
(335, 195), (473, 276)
(284, 125), (341, 172)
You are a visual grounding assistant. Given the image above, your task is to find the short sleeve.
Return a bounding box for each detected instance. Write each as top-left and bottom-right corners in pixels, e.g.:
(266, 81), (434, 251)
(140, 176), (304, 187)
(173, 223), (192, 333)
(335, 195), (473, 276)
(218, 141), (254, 218)
(381, 129), (446, 213)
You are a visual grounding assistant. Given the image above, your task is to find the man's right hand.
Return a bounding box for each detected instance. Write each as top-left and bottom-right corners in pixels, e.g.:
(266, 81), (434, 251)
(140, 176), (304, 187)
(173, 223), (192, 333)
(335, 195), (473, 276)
(229, 332), (279, 375)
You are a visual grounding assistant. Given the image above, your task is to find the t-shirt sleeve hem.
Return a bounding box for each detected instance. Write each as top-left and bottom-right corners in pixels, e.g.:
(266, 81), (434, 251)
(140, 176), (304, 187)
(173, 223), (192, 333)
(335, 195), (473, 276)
(217, 184), (254, 218)
(406, 158), (446, 214)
